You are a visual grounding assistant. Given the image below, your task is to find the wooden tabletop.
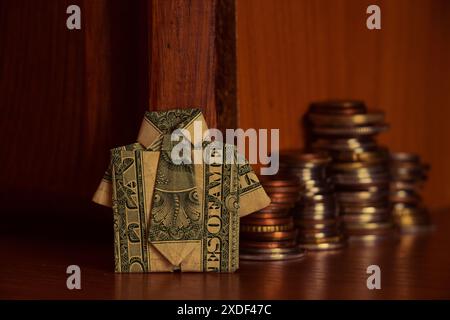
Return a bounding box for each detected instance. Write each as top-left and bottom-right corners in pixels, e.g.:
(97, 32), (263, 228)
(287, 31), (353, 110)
(1, 204), (450, 300)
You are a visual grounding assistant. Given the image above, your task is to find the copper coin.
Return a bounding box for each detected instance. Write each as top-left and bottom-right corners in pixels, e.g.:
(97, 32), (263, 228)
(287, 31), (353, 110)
(333, 176), (390, 187)
(296, 210), (337, 218)
(261, 203), (295, 211)
(260, 175), (300, 187)
(340, 205), (389, 215)
(264, 186), (301, 193)
(346, 226), (396, 237)
(241, 217), (293, 226)
(248, 211), (291, 219)
(269, 192), (300, 199)
(337, 191), (388, 202)
(332, 162), (387, 171)
(308, 112), (385, 127)
(311, 137), (377, 151)
(344, 221), (394, 231)
(312, 124), (389, 137)
(269, 194), (299, 203)
(294, 218), (338, 227)
(240, 247), (300, 255)
(298, 240), (346, 251)
(337, 184), (389, 193)
(261, 180), (300, 188)
(241, 230), (297, 241)
(257, 208), (291, 215)
(342, 213), (391, 223)
(240, 223), (294, 233)
(298, 234), (343, 244)
(240, 240), (297, 249)
(240, 248), (306, 261)
(333, 148), (389, 163)
(308, 100), (367, 115)
(297, 231), (340, 240)
(293, 212), (337, 221)
(280, 150), (332, 165)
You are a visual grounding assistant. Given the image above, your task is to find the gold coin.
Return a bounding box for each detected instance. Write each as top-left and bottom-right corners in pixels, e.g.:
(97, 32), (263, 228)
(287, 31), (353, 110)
(308, 112), (385, 126)
(240, 240), (297, 249)
(240, 248), (306, 261)
(297, 231), (340, 240)
(312, 124), (389, 136)
(249, 211), (291, 219)
(332, 162), (387, 171)
(280, 150), (332, 165)
(337, 191), (388, 202)
(340, 205), (388, 215)
(241, 230), (297, 241)
(240, 247), (299, 255)
(264, 186), (301, 193)
(240, 223), (294, 233)
(298, 236), (346, 250)
(298, 235), (343, 244)
(241, 217), (293, 226)
(344, 221), (394, 230)
(390, 152), (420, 163)
(333, 148), (389, 162)
(308, 100), (367, 115)
(341, 213), (390, 223)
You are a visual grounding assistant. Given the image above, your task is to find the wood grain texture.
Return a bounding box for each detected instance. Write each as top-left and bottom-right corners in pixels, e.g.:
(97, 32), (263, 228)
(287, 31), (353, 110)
(83, 0), (149, 183)
(1, 207), (450, 299)
(150, 0), (218, 127)
(237, 0), (450, 210)
(0, 0), (237, 212)
(0, 0), (148, 205)
(0, 0), (85, 196)
(149, 0), (238, 129)
(215, 0), (238, 132)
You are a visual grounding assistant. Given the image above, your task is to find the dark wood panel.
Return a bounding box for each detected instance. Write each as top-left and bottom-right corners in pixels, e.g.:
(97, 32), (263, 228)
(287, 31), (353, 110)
(237, 0), (450, 209)
(0, 0), (85, 195)
(0, 0), (148, 206)
(82, 0), (149, 187)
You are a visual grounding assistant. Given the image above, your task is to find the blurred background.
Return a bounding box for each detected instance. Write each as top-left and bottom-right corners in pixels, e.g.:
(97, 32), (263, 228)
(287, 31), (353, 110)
(0, 0), (449, 225)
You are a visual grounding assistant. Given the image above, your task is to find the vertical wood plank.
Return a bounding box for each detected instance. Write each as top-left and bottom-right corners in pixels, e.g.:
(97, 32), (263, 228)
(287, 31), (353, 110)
(216, 0), (237, 133)
(150, 0), (222, 128)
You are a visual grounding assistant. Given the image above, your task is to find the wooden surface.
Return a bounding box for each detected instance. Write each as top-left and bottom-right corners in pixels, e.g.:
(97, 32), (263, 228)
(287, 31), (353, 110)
(237, 0), (450, 210)
(1, 205), (450, 299)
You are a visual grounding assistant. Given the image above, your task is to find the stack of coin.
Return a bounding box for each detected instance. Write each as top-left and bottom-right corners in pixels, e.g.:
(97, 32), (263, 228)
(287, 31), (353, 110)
(240, 175), (306, 261)
(304, 100), (395, 240)
(280, 150), (346, 250)
(390, 152), (432, 232)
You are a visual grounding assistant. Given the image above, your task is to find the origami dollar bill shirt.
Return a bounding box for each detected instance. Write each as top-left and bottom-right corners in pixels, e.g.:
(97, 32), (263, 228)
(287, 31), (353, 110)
(93, 109), (270, 272)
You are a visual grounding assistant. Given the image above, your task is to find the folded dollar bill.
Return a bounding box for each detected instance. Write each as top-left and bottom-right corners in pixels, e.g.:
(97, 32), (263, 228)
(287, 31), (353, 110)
(93, 109), (270, 272)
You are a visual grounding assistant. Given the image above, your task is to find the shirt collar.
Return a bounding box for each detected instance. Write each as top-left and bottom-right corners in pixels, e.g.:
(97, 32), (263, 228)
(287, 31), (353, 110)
(137, 108), (209, 148)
